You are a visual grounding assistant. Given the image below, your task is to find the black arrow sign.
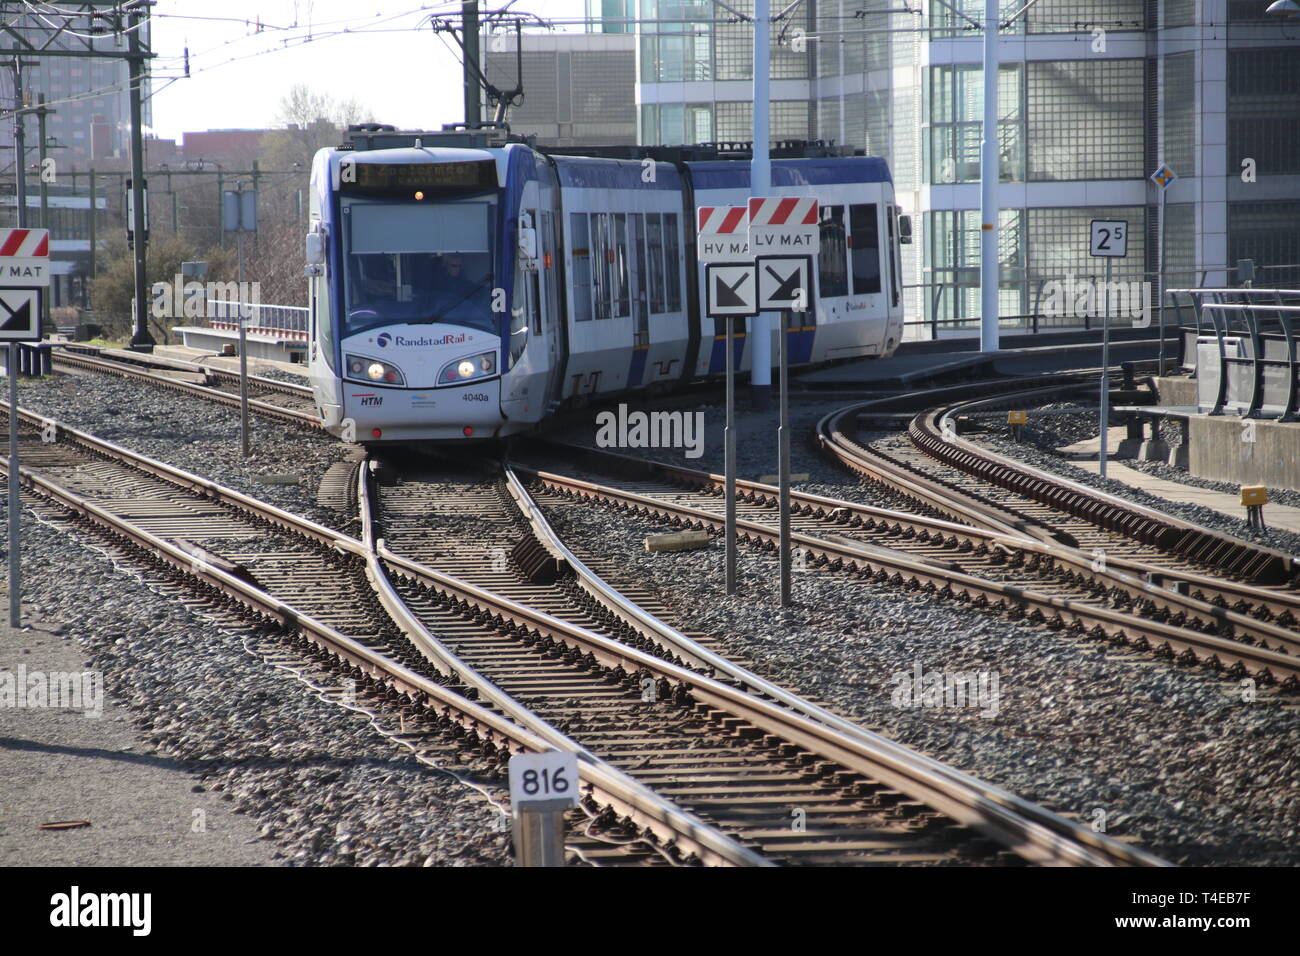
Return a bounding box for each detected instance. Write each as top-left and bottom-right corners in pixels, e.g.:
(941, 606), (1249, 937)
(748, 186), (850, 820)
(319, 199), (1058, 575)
(763, 263), (803, 302)
(0, 292), (33, 332)
(714, 271), (751, 308)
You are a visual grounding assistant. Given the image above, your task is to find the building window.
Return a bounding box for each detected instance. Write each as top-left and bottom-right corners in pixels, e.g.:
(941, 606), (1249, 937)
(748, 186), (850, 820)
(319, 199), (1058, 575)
(1028, 205), (1145, 293)
(1027, 59), (1145, 181)
(1163, 53), (1196, 178)
(925, 64), (1024, 184)
(1024, 0), (1145, 33)
(924, 208), (1026, 329)
(1229, 202), (1300, 288)
(1229, 49), (1300, 176)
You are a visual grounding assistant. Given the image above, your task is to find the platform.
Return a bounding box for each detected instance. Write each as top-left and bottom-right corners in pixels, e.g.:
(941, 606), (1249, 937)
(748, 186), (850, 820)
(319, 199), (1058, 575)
(1061, 425), (1300, 534)
(0, 623), (272, 866)
(147, 344), (309, 381)
(170, 325), (308, 365)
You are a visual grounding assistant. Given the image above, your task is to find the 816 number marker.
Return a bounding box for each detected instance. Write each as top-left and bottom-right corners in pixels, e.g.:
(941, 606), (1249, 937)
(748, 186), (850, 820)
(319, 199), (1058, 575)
(508, 750), (579, 807)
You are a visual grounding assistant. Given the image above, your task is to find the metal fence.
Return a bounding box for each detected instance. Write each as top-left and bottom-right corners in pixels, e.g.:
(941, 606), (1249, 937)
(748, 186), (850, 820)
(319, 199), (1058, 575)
(1167, 286), (1300, 419)
(204, 299), (310, 340)
(903, 263), (1300, 341)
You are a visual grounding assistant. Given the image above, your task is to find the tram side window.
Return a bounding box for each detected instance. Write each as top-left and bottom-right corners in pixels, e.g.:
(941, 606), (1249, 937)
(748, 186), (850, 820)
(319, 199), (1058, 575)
(614, 212), (630, 318)
(569, 213), (593, 322)
(664, 213), (681, 311)
(887, 206), (900, 307)
(849, 203), (881, 295)
(819, 205), (849, 298)
(646, 214), (666, 313)
(593, 213), (611, 320)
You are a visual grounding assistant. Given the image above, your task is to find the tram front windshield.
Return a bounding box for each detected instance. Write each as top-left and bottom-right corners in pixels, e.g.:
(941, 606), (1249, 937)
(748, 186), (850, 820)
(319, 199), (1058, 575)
(341, 196), (498, 337)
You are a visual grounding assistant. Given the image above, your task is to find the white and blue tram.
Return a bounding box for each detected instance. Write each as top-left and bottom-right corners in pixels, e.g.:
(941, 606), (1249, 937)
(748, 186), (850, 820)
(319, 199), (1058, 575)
(305, 126), (907, 443)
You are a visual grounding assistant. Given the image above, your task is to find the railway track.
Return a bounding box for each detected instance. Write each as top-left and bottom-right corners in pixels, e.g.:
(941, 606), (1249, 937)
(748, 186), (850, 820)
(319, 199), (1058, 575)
(821, 380), (1298, 583)
(509, 438), (1300, 690)
(51, 345), (322, 429)
(0, 404), (1159, 865)
(364, 451), (1166, 865)
(817, 381), (1300, 639)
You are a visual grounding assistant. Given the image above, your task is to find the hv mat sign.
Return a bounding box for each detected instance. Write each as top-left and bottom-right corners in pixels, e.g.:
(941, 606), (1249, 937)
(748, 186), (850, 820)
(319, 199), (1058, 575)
(696, 205), (750, 263)
(0, 228), (50, 287)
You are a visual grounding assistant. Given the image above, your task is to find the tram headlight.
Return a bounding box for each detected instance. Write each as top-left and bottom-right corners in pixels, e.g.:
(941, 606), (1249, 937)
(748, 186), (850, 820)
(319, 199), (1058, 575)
(345, 354), (405, 386)
(438, 350), (497, 385)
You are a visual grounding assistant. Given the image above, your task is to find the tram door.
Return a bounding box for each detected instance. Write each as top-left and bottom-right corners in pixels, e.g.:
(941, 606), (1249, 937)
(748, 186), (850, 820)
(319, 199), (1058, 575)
(539, 210), (564, 411)
(628, 213), (650, 387)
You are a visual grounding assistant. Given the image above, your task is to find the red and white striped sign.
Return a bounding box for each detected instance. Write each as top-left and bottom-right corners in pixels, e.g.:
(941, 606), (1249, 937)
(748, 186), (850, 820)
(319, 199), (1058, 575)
(0, 228), (50, 287)
(697, 205), (748, 236)
(747, 197), (818, 229)
(696, 205), (750, 263)
(748, 197), (819, 252)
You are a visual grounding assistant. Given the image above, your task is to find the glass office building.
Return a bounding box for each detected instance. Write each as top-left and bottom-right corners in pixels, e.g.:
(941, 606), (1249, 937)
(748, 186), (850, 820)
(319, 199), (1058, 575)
(635, 0), (1300, 336)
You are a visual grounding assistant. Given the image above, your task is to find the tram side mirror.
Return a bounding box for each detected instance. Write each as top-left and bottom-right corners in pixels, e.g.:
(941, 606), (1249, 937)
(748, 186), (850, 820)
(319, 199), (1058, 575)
(898, 214), (913, 244)
(517, 225), (538, 268)
(304, 230), (325, 276)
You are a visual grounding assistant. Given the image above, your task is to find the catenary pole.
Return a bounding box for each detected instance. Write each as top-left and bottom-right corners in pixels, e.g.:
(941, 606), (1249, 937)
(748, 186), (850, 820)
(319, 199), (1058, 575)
(750, 0), (772, 409)
(979, 0), (1000, 352)
(8, 56), (25, 627)
(127, 7), (153, 351)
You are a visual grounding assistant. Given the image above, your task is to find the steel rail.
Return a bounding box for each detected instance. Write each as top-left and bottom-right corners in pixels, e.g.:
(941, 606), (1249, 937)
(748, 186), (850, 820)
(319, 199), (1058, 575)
(516, 439), (1300, 661)
(514, 463), (1300, 688)
(50, 347), (322, 429)
(0, 404), (765, 866)
(354, 461), (770, 867)
(501, 462), (1168, 867)
(0, 402), (1167, 864)
(816, 388), (1300, 636)
(370, 477), (1159, 866)
(913, 389), (1299, 585)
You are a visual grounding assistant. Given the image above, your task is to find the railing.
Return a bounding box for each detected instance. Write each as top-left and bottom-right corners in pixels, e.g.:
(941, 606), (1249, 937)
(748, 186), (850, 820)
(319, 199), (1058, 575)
(1166, 286), (1300, 420)
(203, 299), (310, 341)
(903, 264), (1300, 341)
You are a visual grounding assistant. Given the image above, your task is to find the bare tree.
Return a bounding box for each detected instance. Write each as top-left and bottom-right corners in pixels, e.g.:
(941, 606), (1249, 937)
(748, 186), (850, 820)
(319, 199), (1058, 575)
(261, 84), (376, 172)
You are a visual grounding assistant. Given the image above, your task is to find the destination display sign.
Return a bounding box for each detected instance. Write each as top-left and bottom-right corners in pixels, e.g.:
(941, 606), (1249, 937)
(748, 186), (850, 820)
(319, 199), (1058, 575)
(340, 160), (499, 194)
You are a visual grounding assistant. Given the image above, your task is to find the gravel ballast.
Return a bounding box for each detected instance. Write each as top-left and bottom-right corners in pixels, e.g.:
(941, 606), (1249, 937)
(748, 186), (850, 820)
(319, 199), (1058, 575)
(18, 371), (355, 532)
(1, 371), (512, 866)
(967, 405), (1300, 558)
(551, 396), (1300, 866)
(14, 371), (1298, 866)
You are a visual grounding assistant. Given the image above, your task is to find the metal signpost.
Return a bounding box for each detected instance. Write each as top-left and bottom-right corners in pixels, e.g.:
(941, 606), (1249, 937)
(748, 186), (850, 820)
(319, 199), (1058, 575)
(1090, 219), (1128, 480)
(0, 227), (49, 627)
(508, 750), (578, 866)
(755, 252), (814, 607)
(750, 201), (818, 602)
(1150, 164), (1178, 374)
(223, 185), (258, 457)
(698, 205), (752, 594)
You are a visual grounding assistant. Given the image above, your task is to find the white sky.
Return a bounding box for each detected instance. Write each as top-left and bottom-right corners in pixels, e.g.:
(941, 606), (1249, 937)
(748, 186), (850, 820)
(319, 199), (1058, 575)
(150, 0), (590, 142)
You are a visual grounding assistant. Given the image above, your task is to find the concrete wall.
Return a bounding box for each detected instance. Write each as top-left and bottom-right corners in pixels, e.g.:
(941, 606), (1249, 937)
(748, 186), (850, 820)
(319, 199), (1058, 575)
(1155, 376), (1197, 407)
(1189, 414), (1300, 491)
